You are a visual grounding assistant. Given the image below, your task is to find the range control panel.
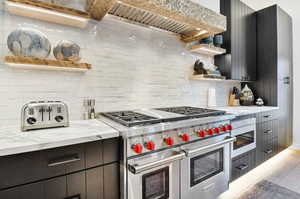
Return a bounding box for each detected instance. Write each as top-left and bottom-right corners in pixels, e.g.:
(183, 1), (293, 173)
(127, 120), (233, 157)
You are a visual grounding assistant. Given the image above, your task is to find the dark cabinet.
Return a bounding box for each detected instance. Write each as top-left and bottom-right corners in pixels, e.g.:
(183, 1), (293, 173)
(231, 149), (256, 181)
(104, 163), (120, 199)
(250, 5), (293, 150)
(0, 138), (120, 199)
(0, 182), (44, 199)
(86, 167), (104, 199)
(215, 0), (256, 81)
(0, 171), (86, 199)
(255, 111), (279, 166)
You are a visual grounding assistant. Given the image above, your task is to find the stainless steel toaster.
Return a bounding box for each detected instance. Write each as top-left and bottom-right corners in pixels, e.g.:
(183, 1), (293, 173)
(21, 101), (69, 131)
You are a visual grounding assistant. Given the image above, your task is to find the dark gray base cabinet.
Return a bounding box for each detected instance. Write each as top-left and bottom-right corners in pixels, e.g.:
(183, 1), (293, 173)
(256, 118), (279, 166)
(0, 138), (120, 199)
(231, 149), (256, 182)
(231, 111), (280, 181)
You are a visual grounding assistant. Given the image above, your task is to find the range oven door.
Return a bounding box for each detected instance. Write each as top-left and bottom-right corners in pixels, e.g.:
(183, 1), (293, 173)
(231, 118), (256, 158)
(181, 136), (235, 199)
(127, 150), (184, 199)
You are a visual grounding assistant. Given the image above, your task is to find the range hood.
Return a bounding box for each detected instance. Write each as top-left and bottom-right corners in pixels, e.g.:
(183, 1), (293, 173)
(86, 0), (226, 42)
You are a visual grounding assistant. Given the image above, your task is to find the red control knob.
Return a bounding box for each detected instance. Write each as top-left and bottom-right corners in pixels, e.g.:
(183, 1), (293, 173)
(181, 134), (190, 142)
(221, 126), (227, 132)
(198, 130), (206, 138)
(207, 129), (214, 136)
(132, 144), (143, 154)
(146, 141), (156, 151)
(226, 124), (233, 131)
(214, 127), (220, 134)
(165, 137), (174, 146)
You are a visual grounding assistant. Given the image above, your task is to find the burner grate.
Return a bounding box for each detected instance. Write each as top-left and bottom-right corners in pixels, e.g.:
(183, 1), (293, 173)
(156, 106), (225, 117)
(101, 111), (162, 127)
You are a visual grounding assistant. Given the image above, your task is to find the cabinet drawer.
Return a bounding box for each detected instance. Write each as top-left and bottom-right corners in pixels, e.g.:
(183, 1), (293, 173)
(0, 171), (86, 199)
(0, 138), (119, 190)
(260, 120), (279, 140)
(0, 144), (85, 189)
(256, 137), (278, 166)
(231, 150), (256, 181)
(257, 110), (278, 123)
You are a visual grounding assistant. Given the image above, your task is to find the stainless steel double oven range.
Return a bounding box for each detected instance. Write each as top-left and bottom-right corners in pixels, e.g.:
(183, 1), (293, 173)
(99, 106), (236, 199)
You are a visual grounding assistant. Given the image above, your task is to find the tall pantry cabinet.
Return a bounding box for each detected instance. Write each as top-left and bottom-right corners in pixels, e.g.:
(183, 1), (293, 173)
(251, 5), (293, 150)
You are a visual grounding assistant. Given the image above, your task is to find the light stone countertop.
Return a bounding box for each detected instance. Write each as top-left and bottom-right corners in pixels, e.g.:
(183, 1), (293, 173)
(216, 106), (279, 116)
(0, 120), (119, 157)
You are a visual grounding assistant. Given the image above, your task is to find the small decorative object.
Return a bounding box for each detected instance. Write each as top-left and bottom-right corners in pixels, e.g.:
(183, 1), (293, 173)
(200, 36), (214, 45)
(256, 97), (264, 106)
(214, 35), (223, 47)
(194, 60), (207, 75)
(7, 28), (51, 58)
(193, 60), (226, 79)
(53, 40), (81, 62)
(240, 84), (255, 106)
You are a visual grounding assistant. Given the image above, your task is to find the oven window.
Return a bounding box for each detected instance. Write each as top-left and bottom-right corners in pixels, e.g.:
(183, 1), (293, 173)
(142, 167), (169, 199)
(190, 148), (224, 187)
(234, 131), (255, 150)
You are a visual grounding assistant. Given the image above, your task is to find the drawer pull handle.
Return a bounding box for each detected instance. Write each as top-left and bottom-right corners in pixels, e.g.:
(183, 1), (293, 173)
(264, 130), (273, 134)
(65, 194), (81, 199)
(263, 115), (272, 118)
(236, 164), (249, 171)
(264, 149), (273, 154)
(48, 154), (80, 167)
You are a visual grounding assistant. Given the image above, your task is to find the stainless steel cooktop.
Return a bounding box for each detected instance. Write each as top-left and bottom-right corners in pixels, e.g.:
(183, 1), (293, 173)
(100, 106), (226, 127)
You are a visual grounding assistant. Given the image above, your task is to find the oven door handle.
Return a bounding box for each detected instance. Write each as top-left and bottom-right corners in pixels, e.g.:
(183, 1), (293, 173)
(184, 137), (236, 157)
(128, 152), (185, 174)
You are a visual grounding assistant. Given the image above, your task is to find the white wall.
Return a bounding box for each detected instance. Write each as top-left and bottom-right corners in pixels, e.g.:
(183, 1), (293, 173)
(240, 0), (300, 148)
(0, 0), (237, 125)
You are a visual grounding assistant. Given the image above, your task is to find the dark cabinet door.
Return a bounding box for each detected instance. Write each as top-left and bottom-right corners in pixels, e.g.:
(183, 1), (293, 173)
(44, 171), (86, 199)
(216, 0), (256, 81)
(104, 163), (120, 199)
(44, 176), (67, 199)
(86, 167), (104, 199)
(0, 182), (44, 199)
(67, 171), (86, 199)
(277, 7), (293, 150)
(231, 149), (256, 181)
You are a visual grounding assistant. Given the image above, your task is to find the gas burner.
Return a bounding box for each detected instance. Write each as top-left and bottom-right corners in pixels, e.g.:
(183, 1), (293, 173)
(101, 111), (162, 127)
(156, 106), (225, 117)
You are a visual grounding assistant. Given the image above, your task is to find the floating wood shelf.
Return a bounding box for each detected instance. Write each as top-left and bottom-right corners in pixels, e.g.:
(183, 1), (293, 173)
(5, 0), (91, 28)
(191, 75), (240, 83)
(188, 44), (226, 56)
(86, 0), (226, 42)
(5, 56), (91, 72)
(190, 75), (254, 83)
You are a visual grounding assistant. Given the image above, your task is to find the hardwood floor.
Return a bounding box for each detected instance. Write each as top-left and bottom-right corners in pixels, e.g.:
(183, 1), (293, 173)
(219, 149), (300, 199)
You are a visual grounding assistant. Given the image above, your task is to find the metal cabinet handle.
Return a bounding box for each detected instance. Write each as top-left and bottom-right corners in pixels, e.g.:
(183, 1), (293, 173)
(236, 164), (249, 171)
(184, 137), (236, 157)
(129, 152), (185, 174)
(48, 154), (80, 167)
(264, 130), (273, 134)
(65, 195), (81, 199)
(283, 77), (290, 84)
(263, 115), (272, 118)
(264, 149), (273, 154)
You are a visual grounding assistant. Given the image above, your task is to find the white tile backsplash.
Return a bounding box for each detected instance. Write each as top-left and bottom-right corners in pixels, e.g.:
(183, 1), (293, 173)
(0, 6), (239, 125)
